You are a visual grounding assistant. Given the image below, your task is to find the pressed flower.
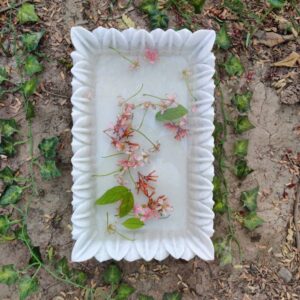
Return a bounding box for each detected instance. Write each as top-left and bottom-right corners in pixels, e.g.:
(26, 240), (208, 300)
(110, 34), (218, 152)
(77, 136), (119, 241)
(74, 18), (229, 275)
(145, 48), (159, 64)
(165, 116), (188, 141)
(136, 171), (157, 196)
(133, 204), (158, 222)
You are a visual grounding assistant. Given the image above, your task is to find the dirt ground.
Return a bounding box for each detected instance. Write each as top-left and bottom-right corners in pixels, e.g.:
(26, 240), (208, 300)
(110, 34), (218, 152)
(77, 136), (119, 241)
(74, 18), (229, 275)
(0, 0), (300, 299)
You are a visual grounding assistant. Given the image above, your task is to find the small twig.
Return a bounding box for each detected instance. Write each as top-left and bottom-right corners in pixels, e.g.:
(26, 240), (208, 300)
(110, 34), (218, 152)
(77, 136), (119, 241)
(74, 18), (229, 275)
(0, 0), (30, 14)
(294, 179), (300, 250)
(44, 89), (69, 99)
(99, 6), (135, 20)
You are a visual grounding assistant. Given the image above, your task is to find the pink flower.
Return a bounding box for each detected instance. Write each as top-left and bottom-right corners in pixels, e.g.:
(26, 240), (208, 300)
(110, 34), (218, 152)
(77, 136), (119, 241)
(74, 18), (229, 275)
(155, 195), (173, 216)
(145, 48), (159, 64)
(133, 204), (158, 222)
(164, 116), (188, 141)
(159, 95), (177, 113)
(118, 153), (144, 170)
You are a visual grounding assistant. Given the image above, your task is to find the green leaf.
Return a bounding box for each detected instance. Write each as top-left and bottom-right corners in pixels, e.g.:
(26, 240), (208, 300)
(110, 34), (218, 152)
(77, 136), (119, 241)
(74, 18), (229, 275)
(234, 159), (253, 180)
(40, 160), (61, 180)
(189, 0), (206, 13)
(26, 100), (35, 120)
(115, 283), (135, 300)
(0, 265), (19, 285)
(22, 31), (45, 52)
(0, 185), (23, 206)
(0, 167), (15, 185)
(96, 186), (131, 205)
(156, 105), (188, 122)
(216, 24), (231, 50)
(268, 0), (286, 9)
(233, 139), (248, 157)
(28, 247), (43, 266)
(19, 276), (39, 300)
(162, 291), (182, 300)
(23, 78), (38, 98)
(24, 55), (43, 76)
(55, 257), (70, 277)
(243, 212), (264, 230)
(103, 264), (122, 285)
(0, 138), (17, 157)
(224, 0), (244, 14)
(0, 67), (8, 84)
(0, 119), (18, 138)
(231, 92), (252, 113)
(119, 192), (134, 218)
(17, 3), (39, 24)
(241, 187), (259, 212)
(139, 0), (158, 15)
(213, 200), (227, 214)
(224, 55), (244, 76)
(122, 218), (144, 230)
(0, 215), (11, 234)
(71, 270), (88, 286)
(214, 239), (232, 266)
(150, 11), (169, 30)
(234, 116), (255, 134)
(139, 294), (155, 300)
(38, 137), (59, 159)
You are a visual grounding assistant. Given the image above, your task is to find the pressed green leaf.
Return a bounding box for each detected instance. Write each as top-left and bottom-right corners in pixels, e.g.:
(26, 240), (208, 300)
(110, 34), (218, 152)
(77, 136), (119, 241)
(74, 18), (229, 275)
(243, 212), (264, 230)
(38, 137), (59, 159)
(232, 92), (252, 113)
(234, 159), (253, 180)
(224, 0), (244, 14)
(162, 291), (182, 300)
(40, 160), (61, 180)
(139, 294), (155, 300)
(234, 116), (255, 134)
(96, 186), (131, 205)
(23, 78), (38, 98)
(71, 270), (88, 286)
(234, 139), (248, 157)
(0, 185), (23, 206)
(224, 55), (244, 76)
(268, 0), (286, 9)
(22, 31), (45, 52)
(26, 100), (35, 120)
(0, 265), (19, 285)
(24, 55), (43, 76)
(0, 67), (8, 84)
(216, 24), (231, 50)
(55, 257), (70, 277)
(150, 11), (169, 30)
(119, 192), (134, 218)
(0, 119), (18, 138)
(0, 215), (10, 234)
(103, 264), (122, 285)
(0, 138), (17, 157)
(241, 186), (259, 211)
(122, 217), (144, 230)
(0, 166), (15, 185)
(115, 283), (135, 300)
(17, 3), (39, 24)
(156, 105), (188, 122)
(18, 276), (39, 300)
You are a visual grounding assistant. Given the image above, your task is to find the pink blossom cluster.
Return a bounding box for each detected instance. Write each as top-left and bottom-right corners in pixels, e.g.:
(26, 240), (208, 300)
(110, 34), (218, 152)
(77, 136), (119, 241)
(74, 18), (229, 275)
(165, 115), (188, 141)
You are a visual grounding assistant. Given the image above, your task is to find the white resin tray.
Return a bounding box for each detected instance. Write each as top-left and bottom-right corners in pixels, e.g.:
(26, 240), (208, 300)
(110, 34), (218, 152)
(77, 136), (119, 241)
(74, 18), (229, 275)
(70, 27), (216, 262)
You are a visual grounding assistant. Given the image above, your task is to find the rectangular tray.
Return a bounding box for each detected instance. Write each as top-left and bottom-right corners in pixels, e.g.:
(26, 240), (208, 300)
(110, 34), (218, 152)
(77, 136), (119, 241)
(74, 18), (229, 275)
(70, 27), (215, 262)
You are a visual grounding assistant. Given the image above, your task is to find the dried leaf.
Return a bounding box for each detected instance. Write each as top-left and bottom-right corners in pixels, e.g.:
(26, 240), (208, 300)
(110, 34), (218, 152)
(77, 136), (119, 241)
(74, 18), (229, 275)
(273, 52), (300, 67)
(121, 14), (136, 28)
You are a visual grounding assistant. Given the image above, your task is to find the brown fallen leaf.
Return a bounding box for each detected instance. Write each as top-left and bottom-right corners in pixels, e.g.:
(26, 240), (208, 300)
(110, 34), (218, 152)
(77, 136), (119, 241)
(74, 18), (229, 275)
(273, 52), (300, 67)
(257, 32), (295, 47)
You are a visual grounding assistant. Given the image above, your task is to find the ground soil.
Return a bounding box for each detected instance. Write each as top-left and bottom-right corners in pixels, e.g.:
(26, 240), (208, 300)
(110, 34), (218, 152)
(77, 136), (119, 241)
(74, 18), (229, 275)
(0, 0), (299, 299)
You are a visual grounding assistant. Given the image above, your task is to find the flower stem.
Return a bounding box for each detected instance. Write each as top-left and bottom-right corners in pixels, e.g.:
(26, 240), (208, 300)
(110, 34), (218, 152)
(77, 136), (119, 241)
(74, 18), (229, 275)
(101, 152), (124, 158)
(132, 128), (157, 148)
(143, 93), (168, 101)
(125, 84), (144, 102)
(109, 46), (136, 65)
(137, 108), (148, 130)
(127, 168), (136, 187)
(93, 169), (121, 177)
(184, 77), (197, 101)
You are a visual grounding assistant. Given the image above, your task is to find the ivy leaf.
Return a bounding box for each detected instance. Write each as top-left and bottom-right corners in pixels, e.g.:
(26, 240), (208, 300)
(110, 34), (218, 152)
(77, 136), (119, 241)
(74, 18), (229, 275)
(24, 55), (43, 76)
(241, 186), (259, 212)
(0, 167), (15, 185)
(0, 138), (17, 157)
(122, 218), (144, 230)
(17, 3), (39, 24)
(70, 269), (88, 286)
(234, 159), (253, 180)
(268, 0), (286, 9)
(214, 239), (232, 266)
(40, 160), (61, 180)
(38, 137), (59, 159)
(232, 92), (252, 113)
(0, 265), (19, 285)
(224, 55), (244, 76)
(0, 119), (18, 138)
(0, 215), (11, 234)
(0, 67), (8, 84)
(26, 100), (35, 120)
(243, 212), (264, 230)
(103, 264), (122, 285)
(150, 11), (169, 30)
(224, 0), (244, 14)
(18, 276), (39, 300)
(0, 185), (23, 206)
(55, 257), (70, 277)
(156, 105), (188, 122)
(139, 0), (158, 15)
(213, 199), (227, 214)
(234, 139), (248, 157)
(139, 295), (155, 300)
(216, 24), (231, 50)
(22, 31), (45, 52)
(162, 291), (182, 300)
(115, 283), (135, 300)
(234, 116), (255, 134)
(23, 78), (38, 98)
